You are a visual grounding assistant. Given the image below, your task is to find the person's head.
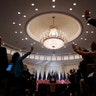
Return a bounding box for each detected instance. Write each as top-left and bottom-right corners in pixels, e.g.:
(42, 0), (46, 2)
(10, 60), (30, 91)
(11, 52), (20, 63)
(0, 36), (2, 46)
(70, 69), (73, 74)
(90, 41), (96, 51)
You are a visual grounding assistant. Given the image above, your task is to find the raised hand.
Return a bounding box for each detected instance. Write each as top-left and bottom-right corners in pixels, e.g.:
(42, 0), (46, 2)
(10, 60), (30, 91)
(85, 10), (90, 20)
(30, 46), (34, 52)
(72, 44), (77, 51)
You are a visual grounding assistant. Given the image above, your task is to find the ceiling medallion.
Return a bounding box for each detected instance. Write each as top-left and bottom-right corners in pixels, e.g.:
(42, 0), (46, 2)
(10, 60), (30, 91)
(40, 16), (68, 49)
(26, 13), (82, 49)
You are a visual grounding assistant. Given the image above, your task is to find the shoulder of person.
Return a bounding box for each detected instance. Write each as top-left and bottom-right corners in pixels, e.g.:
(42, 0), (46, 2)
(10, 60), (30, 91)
(0, 46), (6, 49)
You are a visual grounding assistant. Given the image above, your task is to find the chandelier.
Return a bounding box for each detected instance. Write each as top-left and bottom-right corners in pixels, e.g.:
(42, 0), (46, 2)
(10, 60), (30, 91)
(40, 16), (68, 49)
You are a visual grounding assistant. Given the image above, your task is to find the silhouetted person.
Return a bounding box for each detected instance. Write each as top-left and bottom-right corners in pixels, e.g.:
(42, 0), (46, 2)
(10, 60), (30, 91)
(0, 36), (8, 90)
(7, 46), (33, 96)
(78, 49), (93, 79)
(76, 49), (93, 96)
(64, 69), (76, 96)
(69, 69), (76, 96)
(72, 41), (96, 96)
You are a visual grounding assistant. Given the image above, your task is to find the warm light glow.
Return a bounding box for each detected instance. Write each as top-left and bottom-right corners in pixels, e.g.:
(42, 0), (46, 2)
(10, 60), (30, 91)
(40, 16), (67, 49)
(43, 38), (65, 49)
(49, 26), (58, 37)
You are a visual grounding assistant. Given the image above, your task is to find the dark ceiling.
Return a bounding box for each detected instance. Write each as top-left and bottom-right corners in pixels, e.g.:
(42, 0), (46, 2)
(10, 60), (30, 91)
(0, 0), (96, 63)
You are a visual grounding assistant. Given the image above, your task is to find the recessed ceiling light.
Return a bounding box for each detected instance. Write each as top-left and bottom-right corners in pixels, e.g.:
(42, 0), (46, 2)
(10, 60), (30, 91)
(81, 37), (83, 40)
(15, 31), (17, 33)
(84, 38), (87, 40)
(72, 42), (75, 44)
(52, 5), (55, 8)
(31, 3), (35, 6)
(22, 38), (24, 40)
(89, 11), (91, 14)
(20, 31), (22, 33)
(18, 12), (21, 14)
(73, 3), (76, 6)
(82, 15), (85, 17)
(91, 31), (94, 33)
(52, 0), (55, 2)
(25, 37), (28, 40)
(87, 23), (90, 26)
(19, 23), (21, 26)
(69, 8), (72, 11)
(86, 31), (88, 33)
(72, 42), (77, 45)
(13, 22), (15, 24)
(35, 8), (38, 11)
(2, 43), (5, 45)
(23, 15), (27, 18)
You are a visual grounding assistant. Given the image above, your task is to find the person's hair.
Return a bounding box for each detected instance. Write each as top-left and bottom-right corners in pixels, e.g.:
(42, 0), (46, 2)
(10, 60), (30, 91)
(70, 69), (73, 74)
(90, 41), (96, 51)
(11, 52), (20, 63)
(0, 36), (2, 42)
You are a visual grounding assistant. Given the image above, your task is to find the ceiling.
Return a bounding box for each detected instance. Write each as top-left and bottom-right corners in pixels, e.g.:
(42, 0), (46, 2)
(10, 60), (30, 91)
(0, 0), (96, 65)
